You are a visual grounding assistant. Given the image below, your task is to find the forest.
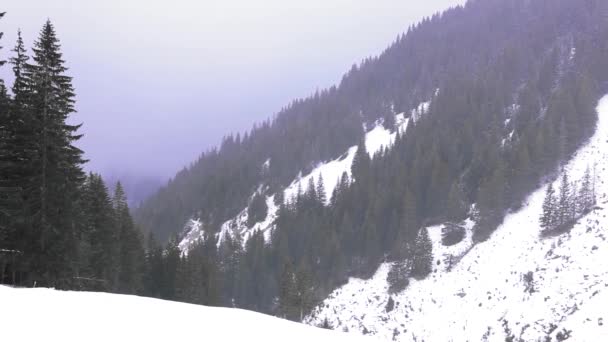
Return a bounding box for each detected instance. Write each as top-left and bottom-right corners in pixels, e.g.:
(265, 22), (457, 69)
(2, 0), (608, 323)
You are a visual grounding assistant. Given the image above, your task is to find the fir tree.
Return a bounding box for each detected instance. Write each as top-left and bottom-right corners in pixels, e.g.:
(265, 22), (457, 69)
(579, 165), (593, 212)
(540, 183), (556, 232)
(557, 173), (571, 226)
(23, 20), (86, 286)
(351, 138), (370, 182)
(447, 181), (467, 221)
(83, 174), (119, 290)
(410, 227), (433, 280)
(113, 182), (144, 294)
(316, 174), (327, 205)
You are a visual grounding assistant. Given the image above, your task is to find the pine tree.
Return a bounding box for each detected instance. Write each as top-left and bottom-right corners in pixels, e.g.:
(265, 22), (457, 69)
(83, 174), (119, 290)
(316, 174), (327, 205)
(540, 183), (556, 232)
(0, 12), (5, 69)
(579, 165), (593, 212)
(22, 20), (86, 286)
(387, 232), (412, 294)
(351, 138), (370, 182)
(247, 192), (268, 228)
(0, 12), (11, 250)
(278, 260), (297, 319)
(113, 182), (144, 294)
(557, 173), (571, 226)
(410, 227), (433, 280)
(446, 181), (467, 221)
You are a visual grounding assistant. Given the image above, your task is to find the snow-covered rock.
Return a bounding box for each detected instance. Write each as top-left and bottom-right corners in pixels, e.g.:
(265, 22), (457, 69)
(0, 286), (377, 342)
(305, 95), (608, 341)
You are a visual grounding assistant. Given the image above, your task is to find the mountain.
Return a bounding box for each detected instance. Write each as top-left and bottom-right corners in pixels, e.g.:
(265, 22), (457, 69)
(305, 95), (608, 341)
(134, 0), (608, 329)
(0, 285), (375, 342)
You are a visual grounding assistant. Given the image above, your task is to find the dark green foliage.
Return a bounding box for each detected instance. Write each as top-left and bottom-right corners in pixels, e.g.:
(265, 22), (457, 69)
(447, 182), (468, 222)
(0, 20), (146, 294)
(540, 168), (597, 236)
(441, 223), (465, 247)
(82, 174), (120, 290)
(387, 260), (411, 294)
(114, 182), (145, 294)
(410, 228), (433, 280)
(540, 183), (557, 232)
(247, 192), (268, 228)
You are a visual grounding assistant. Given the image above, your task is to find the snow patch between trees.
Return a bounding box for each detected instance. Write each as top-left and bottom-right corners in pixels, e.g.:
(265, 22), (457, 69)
(180, 102), (425, 252)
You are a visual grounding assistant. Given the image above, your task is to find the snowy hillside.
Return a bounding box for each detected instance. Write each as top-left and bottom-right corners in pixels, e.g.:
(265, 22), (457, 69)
(305, 95), (608, 341)
(0, 285), (377, 342)
(180, 104), (427, 252)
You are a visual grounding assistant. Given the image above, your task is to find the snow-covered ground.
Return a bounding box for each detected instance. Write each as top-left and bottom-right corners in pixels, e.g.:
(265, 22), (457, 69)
(0, 285), (377, 342)
(305, 95), (608, 341)
(183, 103), (428, 251)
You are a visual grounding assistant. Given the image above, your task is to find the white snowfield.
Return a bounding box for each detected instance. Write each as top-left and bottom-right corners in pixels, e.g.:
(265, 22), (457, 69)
(306, 95), (608, 341)
(183, 103), (427, 252)
(0, 285), (377, 342)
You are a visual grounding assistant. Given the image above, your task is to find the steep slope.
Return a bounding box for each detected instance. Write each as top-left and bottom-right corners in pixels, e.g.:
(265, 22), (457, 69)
(0, 285), (377, 342)
(305, 95), (608, 341)
(133, 0), (608, 319)
(179, 111), (415, 252)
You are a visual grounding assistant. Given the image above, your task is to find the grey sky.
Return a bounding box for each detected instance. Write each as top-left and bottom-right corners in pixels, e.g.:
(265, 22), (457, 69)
(1, 0), (465, 181)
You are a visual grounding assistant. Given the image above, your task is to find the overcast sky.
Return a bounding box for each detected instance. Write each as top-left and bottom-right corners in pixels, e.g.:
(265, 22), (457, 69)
(1, 0), (464, 181)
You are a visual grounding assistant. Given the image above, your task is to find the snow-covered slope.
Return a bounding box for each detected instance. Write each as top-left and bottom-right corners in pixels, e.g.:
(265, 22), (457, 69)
(0, 285), (377, 342)
(182, 107), (422, 251)
(305, 95), (608, 341)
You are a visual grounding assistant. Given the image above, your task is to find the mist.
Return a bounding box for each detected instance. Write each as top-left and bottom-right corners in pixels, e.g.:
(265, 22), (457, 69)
(0, 0), (464, 187)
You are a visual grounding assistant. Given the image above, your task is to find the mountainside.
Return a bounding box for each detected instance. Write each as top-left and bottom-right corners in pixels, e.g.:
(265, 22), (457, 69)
(133, 0), (608, 325)
(305, 95), (608, 341)
(0, 285), (375, 342)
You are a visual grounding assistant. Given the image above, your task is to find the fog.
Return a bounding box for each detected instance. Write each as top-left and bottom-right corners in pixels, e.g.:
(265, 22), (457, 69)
(0, 0), (464, 187)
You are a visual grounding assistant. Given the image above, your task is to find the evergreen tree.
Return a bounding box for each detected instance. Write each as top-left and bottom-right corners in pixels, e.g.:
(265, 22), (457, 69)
(23, 20), (86, 286)
(0, 28), (35, 264)
(113, 182), (144, 294)
(579, 165), (594, 212)
(410, 227), (432, 280)
(278, 260), (297, 319)
(351, 138), (370, 182)
(540, 183), (556, 232)
(294, 261), (314, 321)
(558, 173), (571, 226)
(446, 181), (467, 221)
(247, 192), (268, 228)
(0, 12), (5, 69)
(387, 234), (412, 294)
(83, 174), (119, 290)
(316, 174), (327, 205)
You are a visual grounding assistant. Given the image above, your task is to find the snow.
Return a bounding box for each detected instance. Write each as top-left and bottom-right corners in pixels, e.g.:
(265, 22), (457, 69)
(410, 101), (430, 123)
(283, 146), (357, 205)
(217, 194), (279, 246)
(305, 95), (608, 341)
(181, 101), (422, 251)
(285, 113), (409, 205)
(0, 286), (377, 342)
(178, 219), (204, 253)
(570, 47), (576, 61)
